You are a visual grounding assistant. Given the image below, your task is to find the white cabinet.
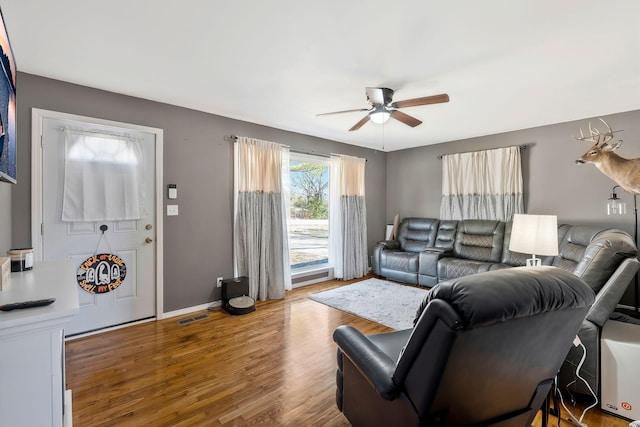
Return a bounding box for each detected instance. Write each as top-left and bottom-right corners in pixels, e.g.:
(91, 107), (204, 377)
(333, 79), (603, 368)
(0, 261), (79, 427)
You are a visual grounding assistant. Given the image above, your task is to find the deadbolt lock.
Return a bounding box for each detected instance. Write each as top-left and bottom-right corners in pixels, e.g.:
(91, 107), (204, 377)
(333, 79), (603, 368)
(145, 224), (153, 230)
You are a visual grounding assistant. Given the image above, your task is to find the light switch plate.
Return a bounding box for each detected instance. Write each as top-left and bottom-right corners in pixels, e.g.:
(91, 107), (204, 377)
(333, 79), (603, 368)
(167, 205), (179, 216)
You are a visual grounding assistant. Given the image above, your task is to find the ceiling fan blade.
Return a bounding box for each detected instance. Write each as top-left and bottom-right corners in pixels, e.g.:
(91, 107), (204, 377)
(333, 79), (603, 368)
(390, 93), (450, 109)
(349, 115), (370, 131)
(390, 110), (422, 127)
(316, 108), (369, 116)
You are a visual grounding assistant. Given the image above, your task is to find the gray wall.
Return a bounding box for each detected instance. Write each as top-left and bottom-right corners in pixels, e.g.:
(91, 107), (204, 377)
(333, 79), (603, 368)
(386, 109), (640, 305)
(13, 72), (387, 312)
(0, 184), (10, 253)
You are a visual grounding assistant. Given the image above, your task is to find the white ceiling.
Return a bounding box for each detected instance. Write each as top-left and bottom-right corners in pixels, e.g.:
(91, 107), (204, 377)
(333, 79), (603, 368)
(2, 1), (640, 151)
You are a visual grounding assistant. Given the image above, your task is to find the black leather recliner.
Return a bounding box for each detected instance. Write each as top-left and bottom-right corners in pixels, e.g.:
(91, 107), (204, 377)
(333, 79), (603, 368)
(333, 267), (595, 427)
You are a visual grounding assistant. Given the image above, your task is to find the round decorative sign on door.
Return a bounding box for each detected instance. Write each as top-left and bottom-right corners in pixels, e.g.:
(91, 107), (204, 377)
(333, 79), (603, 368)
(76, 253), (127, 294)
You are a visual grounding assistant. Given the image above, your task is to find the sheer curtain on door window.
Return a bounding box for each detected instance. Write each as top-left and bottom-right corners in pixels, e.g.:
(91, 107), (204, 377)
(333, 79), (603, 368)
(62, 129), (146, 222)
(329, 154), (368, 280)
(440, 146), (524, 221)
(233, 137), (291, 300)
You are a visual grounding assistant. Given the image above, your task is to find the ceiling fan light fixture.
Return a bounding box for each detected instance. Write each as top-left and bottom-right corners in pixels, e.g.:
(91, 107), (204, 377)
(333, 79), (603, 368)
(369, 107), (391, 124)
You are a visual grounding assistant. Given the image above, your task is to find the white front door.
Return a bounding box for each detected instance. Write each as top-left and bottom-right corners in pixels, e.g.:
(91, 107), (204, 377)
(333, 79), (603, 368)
(35, 111), (162, 336)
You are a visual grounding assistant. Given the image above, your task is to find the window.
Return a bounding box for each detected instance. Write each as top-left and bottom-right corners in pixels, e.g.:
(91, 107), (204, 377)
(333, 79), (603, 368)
(288, 153), (330, 270)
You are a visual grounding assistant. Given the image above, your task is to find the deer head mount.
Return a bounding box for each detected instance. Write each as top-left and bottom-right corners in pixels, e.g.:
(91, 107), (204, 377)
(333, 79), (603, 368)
(573, 118), (640, 194)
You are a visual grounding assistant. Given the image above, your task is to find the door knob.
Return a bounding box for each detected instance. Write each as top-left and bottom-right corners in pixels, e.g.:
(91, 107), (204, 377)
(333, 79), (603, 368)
(145, 237), (153, 244)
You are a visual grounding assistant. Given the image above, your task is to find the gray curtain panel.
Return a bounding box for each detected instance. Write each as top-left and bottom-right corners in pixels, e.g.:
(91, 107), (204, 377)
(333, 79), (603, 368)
(340, 195), (368, 280)
(234, 191), (286, 300)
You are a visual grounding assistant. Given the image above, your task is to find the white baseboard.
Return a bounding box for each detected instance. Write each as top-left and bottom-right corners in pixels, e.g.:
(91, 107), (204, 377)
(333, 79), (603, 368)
(65, 317), (156, 340)
(162, 300), (222, 319)
(64, 389), (73, 427)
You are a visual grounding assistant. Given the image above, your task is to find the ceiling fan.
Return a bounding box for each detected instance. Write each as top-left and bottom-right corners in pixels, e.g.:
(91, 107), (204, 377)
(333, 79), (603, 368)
(317, 87), (449, 131)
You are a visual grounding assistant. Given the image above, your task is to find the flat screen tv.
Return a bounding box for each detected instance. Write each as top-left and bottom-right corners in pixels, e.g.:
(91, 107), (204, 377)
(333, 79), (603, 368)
(0, 6), (16, 184)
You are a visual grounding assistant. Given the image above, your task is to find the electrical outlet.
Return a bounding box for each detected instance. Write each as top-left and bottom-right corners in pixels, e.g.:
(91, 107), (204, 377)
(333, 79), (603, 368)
(216, 277), (223, 288)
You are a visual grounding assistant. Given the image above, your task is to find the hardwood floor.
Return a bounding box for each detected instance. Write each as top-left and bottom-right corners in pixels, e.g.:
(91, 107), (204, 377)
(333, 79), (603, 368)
(66, 278), (629, 426)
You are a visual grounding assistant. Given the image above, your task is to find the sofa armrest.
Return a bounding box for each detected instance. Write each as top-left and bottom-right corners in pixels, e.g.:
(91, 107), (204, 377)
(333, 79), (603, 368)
(419, 249), (454, 277)
(373, 240), (402, 275)
(377, 240), (401, 250)
(333, 325), (399, 400)
(586, 257), (640, 327)
(572, 229), (637, 293)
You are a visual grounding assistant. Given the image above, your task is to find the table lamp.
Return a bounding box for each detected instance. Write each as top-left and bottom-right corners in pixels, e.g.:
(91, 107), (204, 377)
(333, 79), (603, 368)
(509, 214), (558, 266)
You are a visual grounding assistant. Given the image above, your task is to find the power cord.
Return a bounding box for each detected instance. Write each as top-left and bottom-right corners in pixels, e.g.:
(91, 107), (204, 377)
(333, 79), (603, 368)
(557, 336), (598, 427)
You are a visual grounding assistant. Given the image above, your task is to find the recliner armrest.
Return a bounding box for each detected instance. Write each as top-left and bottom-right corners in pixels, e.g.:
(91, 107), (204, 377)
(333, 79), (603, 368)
(333, 325), (399, 400)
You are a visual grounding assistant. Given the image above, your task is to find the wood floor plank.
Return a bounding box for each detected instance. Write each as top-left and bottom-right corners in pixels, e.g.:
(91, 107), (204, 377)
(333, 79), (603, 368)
(66, 277), (629, 426)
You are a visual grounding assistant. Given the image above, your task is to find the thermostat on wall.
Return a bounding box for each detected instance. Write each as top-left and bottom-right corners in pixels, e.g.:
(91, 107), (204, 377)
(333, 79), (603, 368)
(168, 184), (177, 199)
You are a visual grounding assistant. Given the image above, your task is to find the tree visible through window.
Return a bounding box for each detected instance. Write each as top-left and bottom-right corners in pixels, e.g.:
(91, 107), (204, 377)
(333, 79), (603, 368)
(289, 156), (329, 269)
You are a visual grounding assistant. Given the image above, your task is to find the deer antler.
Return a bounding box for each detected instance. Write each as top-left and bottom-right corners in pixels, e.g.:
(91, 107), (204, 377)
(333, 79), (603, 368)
(573, 118), (614, 145)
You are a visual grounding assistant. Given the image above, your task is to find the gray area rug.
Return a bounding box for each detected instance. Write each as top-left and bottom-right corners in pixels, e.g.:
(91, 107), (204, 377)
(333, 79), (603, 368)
(309, 278), (428, 330)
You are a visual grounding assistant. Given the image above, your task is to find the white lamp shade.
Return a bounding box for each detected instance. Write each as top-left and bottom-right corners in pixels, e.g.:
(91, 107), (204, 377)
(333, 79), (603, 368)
(509, 214), (559, 256)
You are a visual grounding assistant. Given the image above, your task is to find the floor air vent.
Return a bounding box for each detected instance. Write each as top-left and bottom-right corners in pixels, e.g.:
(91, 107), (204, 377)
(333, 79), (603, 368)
(177, 314), (209, 325)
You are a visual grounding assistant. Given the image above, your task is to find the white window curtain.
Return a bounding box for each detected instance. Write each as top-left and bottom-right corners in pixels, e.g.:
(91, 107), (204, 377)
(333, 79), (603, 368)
(329, 154), (368, 280)
(62, 130), (145, 222)
(440, 146), (523, 221)
(233, 137), (292, 301)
